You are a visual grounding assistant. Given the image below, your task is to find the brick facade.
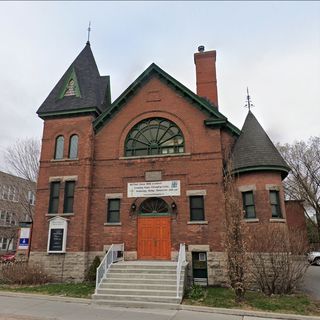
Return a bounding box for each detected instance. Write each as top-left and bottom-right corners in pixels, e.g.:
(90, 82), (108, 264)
(29, 45), (307, 283)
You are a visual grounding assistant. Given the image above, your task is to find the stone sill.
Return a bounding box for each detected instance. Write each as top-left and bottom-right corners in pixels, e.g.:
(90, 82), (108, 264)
(50, 158), (79, 162)
(104, 222), (122, 226)
(47, 251), (66, 255)
(119, 153), (191, 160)
(46, 213), (74, 217)
(269, 218), (286, 223)
(187, 221), (208, 225)
(244, 218), (259, 223)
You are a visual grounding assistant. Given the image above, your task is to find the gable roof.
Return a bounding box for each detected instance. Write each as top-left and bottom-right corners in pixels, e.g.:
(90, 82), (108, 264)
(93, 63), (240, 135)
(37, 42), (110, 119)
(232, 111), (290, 178)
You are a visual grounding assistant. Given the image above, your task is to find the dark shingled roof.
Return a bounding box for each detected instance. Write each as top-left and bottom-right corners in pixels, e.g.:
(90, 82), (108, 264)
(232, 111), (290, 178)
(37, 42), (110, 119)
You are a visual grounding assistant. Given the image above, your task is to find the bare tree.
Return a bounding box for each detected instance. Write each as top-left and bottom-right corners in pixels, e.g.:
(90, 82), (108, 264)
(4, 138), (40, 183)
(223, 162), (248, 302)
(3, 138), (40, 222)
(277, 137), (320, 242)
(249, 224), (309, 295)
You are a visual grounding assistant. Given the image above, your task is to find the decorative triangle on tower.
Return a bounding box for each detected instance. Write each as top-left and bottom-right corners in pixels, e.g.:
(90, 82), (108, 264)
(37, 42), (111, 119)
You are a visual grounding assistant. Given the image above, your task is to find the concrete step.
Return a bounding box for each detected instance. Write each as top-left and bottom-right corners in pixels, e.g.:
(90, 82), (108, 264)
(99, 283), (178, 290)
(92, 293), (181, 304)
(96, 288), (181, 296)
(109, 268), (177, 274)
(106, 272), (179, 280)
(92, 299), (181, 310)
(102, 278), (182, 285)
(112, 263), (177, 270)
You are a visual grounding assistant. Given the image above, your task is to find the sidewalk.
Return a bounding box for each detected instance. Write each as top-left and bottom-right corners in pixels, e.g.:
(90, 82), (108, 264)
(0, 291), (319, 320)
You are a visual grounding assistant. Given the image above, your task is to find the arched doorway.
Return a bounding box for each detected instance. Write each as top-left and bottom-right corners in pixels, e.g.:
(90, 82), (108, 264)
(137, 198), (171, 260)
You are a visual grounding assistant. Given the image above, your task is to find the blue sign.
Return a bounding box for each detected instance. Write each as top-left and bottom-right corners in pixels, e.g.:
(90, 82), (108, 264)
(19, 238), (29, 247)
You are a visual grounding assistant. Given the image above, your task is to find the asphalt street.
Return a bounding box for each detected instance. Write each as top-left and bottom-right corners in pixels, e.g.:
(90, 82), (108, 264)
(0, 294), (319, 320)
(300, 266), (320, 300)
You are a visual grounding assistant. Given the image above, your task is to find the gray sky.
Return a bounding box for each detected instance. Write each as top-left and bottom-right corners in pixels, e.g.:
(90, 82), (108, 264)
(0, 1), (319, 170)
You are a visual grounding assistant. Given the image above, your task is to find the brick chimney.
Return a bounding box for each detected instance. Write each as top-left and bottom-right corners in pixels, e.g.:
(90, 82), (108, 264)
(194, 46), (218, 108)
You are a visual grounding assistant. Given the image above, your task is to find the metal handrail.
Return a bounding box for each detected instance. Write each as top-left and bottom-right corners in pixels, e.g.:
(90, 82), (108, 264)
(95, 243), (124, 294)
(176, 243), (186, 298)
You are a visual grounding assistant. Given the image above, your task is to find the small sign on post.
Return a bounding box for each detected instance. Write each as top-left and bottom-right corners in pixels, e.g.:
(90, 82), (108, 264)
(47, 217), (68, 253)
(18, 228), (31, 250)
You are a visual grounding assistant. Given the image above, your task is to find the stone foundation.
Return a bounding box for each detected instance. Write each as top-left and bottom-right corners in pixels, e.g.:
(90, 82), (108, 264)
(30, 250), (229, 285)
(186, 250), (229, 287)
(29, 252), (88, 282)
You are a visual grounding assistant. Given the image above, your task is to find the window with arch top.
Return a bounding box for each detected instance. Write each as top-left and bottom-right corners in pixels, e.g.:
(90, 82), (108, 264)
(125, 118), (185, 157)
(68, 134), (79, 159)
(54, 135), (64, 160)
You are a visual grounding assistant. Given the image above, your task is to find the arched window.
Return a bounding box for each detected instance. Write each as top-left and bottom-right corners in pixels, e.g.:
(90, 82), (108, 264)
(68, 135), (78, 159)
(54, 135), (64, 160)
(125, 118), (185, 157)
(140, 197), (169, 214)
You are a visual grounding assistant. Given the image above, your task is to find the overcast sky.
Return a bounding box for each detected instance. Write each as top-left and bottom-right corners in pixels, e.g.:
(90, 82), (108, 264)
(0, 1), (319, 171)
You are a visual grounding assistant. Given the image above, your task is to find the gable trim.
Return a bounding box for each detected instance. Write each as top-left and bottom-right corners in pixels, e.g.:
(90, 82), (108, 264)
(93, 63), (236, 133)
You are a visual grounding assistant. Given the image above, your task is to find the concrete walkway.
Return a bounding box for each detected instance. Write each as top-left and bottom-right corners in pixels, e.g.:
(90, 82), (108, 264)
(0, 292), (319, 320)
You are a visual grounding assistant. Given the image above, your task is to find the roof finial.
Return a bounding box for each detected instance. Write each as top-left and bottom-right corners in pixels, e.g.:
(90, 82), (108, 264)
(244, 87), (254, 111)
(86, 21), (91, 45)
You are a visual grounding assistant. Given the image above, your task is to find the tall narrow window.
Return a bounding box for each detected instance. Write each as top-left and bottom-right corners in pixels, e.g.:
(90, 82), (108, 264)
(107, 199), (120, 223)
(190, 196), (205, 221)
(2, 185), (8, 200)
(1, 238), (8, 250)
(68, 135), (79, 159)
(54, 136), (64, 160)
(242, 191), (256, 219)
(63, 181), (75, 213)
(28, 191), (35, 205)
(49, 182), (60, 213)
(270, 190), (282, 218)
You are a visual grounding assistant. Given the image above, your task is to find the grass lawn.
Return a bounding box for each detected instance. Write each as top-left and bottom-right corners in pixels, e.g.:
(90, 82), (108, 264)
(183, 286), (320, 316)
(0, 283), (95, 299)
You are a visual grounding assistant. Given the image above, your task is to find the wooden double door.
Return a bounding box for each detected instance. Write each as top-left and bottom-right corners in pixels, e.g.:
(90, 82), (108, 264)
(137, 216), (171, 260)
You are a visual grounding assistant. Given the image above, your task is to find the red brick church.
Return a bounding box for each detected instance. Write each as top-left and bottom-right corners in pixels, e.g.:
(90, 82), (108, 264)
(30, 42), (307, 289)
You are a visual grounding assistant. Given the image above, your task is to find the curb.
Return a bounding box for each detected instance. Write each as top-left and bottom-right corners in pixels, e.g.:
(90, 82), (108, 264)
(0, 291), (91, 304)
(0, 291), (319, 320)
(181, 304), (320, 320)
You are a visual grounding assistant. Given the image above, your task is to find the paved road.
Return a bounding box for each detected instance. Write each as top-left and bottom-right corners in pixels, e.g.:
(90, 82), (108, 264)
(300, 265), (320, 300)
(0, 294), (314, 320)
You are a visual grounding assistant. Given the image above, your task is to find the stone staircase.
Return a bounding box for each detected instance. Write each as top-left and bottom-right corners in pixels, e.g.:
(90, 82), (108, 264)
(92, 261), (187, 309)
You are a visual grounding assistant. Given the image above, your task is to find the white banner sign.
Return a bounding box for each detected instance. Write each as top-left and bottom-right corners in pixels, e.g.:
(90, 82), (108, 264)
(127, 180), (180, 198)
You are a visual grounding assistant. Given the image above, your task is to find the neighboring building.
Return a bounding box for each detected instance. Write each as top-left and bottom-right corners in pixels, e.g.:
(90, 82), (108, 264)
(30, 42), (306, 284)
(0, 171), (35, 253)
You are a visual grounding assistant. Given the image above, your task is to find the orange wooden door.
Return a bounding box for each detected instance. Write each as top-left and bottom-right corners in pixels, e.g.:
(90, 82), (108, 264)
(137, 216), (171, 260)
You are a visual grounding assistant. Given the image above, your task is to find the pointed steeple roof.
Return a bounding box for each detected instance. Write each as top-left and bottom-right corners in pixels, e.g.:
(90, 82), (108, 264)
(37, 43), (110, 119)
(232, 111), (290, 179)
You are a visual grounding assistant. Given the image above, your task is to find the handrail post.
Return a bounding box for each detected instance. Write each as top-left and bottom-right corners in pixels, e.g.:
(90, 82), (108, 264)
(176, 243), (185, 299)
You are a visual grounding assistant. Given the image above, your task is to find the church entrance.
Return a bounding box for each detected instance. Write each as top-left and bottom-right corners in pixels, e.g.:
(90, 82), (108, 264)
(137, 198), (171, 260)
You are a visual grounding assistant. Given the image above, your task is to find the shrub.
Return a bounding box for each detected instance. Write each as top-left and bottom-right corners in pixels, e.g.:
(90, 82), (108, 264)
(187, 284), (205, 301)
(85, 256), (101, 282)
(0, 262), (51, 285)
(249, 225), (309, 296)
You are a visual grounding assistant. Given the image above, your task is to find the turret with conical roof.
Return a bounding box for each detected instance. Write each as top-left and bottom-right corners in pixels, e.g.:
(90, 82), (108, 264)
(37, 42), (110, 119)
(232, 111), (290, 179)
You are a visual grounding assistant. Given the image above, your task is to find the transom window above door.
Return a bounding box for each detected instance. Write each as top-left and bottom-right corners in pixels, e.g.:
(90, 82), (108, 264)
(125, 118), (185, 157)
(139, 197), (169, 214)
